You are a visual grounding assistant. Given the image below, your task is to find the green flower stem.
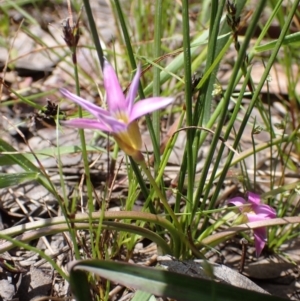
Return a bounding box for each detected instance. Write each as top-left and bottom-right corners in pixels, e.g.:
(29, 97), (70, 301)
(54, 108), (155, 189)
(70, 45), (94, 259)
(181, 0), (194, 221)
(152, 0), (163, 170)
(139, 161), (179, 225)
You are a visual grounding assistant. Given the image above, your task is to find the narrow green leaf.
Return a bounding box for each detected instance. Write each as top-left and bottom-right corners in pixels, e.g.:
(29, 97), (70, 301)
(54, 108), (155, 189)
(255, 31), (300, 52)
(71, 260), (287, 301)
(4, 0), (38, 25)
(69, 269), (92, 301)
(0, 172), (39, 188)
(0, 138), (54, 193)
(0, 145), (105, 166)
(0, 138), (42, 172)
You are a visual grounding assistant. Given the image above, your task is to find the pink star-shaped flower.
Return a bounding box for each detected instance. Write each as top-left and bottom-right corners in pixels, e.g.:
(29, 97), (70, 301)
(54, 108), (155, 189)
(60, 60), (174, 162)
(229, 192), (276, 257)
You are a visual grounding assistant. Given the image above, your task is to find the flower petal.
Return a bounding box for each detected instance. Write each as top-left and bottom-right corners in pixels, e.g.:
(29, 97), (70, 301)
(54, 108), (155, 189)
(252, 204), (276, 218)
(61, 117), (126, 133)
(247, 192), (261, 205)
(126, 65), (141, 115)
(97, 114), (128, 132)
(129, 97), (174, 121)
(113, 121), (142, 159)
(228, 197), (247, 207)
(103, 60), (127, 114)
(61, 118), (111, 132)
(245, 213), (269, 223)
(244, 213), (268, 257)
(60, 88), (109, 118)
(253, 227), (267, 257)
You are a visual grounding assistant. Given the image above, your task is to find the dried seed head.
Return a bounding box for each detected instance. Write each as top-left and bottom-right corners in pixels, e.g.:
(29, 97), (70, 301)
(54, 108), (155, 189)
(226, 0), (237, 16)
(62, 17), (80, 50)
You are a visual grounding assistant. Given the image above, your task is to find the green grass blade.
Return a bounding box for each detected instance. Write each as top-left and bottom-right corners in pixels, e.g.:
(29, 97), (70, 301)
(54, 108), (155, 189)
(69, 269), (92, 301)
(0, 138), (54, 193)
(0, 172), (39, 188)
(82, 0), (104, 68)
(152, 0), (163, 170)
(200, 0), (225, 124)
(70, 259), (287, 301)
(181, 0), (195, 219)
(0, 145), (106, 166)
(195, 0), (267, 219)
(5, 0), (38, 25)
(255, 31), (300, 52)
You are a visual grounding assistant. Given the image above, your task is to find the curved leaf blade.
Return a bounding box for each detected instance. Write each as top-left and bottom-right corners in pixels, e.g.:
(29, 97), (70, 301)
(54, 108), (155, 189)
(70, 260), (286, 301)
